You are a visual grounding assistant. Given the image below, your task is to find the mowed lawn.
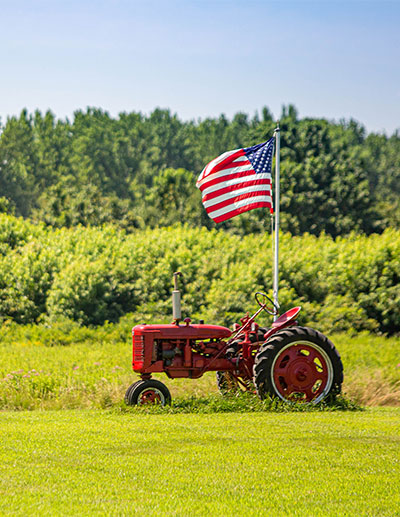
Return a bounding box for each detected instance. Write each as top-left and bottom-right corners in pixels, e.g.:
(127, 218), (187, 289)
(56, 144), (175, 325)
(1, 408), (399, 516)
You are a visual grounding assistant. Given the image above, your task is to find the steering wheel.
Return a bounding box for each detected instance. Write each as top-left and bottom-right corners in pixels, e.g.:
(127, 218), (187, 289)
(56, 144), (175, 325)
(255, 292), (279, 316)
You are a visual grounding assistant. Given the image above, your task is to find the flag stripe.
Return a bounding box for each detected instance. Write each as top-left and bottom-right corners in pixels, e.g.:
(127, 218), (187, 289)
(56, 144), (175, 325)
(207, 194), (272, 219)
(202, 180), (272, 205)
(197, 163), (254, 190)
(232, 156), (249, 163)
(201, 173), (271, 198)
(205, 190), (272, 213)
(211, 199), (273, 223)
(199, 148), (243, 180)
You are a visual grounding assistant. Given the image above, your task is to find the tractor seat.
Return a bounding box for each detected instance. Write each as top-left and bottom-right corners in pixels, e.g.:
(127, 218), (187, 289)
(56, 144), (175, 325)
(271, 307), (301, 328)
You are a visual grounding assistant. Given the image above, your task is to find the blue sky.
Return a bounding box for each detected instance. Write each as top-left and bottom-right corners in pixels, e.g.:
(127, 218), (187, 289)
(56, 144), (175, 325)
(1, 0), (399, 134)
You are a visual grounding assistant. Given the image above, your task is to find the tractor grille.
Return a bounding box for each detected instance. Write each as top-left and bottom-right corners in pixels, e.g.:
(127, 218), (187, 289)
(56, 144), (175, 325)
(133, 334), (145, 363)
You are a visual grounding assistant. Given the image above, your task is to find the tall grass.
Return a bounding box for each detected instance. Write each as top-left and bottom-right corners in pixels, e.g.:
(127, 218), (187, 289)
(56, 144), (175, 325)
(0, 321), (399, 410)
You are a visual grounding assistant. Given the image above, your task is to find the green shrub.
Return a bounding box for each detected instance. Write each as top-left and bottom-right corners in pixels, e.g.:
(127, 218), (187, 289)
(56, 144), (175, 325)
(0, 215), (398, 334)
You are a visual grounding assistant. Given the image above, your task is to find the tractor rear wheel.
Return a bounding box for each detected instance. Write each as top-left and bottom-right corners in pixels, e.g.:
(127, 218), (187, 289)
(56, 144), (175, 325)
(124, 379), (171, 406)
(253, 327), (343, 404)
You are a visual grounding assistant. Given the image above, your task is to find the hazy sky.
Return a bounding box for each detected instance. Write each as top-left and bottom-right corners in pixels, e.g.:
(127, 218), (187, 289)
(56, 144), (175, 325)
(1, 0), (399, 134)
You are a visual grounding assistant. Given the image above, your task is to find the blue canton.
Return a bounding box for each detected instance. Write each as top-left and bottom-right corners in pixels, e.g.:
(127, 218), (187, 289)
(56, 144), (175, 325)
(244, 137), (274, 174)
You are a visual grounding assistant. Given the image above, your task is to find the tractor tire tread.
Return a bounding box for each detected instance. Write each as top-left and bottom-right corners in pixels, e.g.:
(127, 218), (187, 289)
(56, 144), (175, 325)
(253, 326), (343, 403)
(124, 380), (142, 405)
(125, 379), (172, 406)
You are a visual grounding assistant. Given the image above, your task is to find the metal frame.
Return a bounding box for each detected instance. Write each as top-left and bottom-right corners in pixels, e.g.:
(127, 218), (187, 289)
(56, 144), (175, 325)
(273, 123), (281, 320)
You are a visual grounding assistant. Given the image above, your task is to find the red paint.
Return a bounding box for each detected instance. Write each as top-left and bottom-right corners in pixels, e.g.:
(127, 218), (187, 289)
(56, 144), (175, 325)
(272, 343), (329, 402)
(138, 389), (162, 405)
(263, 307), (301, 340)
(130, 307), (304, 393)
(134, 323), (231, 340)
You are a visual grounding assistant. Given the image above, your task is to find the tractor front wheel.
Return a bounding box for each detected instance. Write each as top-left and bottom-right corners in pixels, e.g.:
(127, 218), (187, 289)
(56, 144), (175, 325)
(124, 379), (171, 406)
(253, 327), (343, 404)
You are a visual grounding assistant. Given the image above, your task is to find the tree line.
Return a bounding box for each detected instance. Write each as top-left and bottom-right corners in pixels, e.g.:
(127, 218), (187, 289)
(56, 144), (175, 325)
(0, 105), (399, 237)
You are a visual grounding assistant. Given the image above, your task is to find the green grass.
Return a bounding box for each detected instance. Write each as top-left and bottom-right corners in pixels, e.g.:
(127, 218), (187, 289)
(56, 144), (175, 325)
(0, 408), (399, 516)
(0, 325), (399, 409)
(1, 325), (399, 515)
(118, 392), (359, 414)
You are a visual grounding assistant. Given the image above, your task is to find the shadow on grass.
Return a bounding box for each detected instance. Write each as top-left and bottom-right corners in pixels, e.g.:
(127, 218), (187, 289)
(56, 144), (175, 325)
(114, 392), (362, 414)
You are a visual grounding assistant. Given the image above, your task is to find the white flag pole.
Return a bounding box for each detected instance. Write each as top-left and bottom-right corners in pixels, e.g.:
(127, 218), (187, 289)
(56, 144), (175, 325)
(273, 122), (280, 320)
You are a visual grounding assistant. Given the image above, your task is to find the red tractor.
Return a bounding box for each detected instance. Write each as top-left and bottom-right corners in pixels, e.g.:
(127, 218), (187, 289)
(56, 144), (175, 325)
(125, 272), (343, 406)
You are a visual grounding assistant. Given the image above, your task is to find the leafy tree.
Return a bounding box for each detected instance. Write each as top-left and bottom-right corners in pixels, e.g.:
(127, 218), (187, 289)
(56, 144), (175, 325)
(0, 110), (38, 216)
(0, 105), (399, 236)
(142, 168), (209, 228)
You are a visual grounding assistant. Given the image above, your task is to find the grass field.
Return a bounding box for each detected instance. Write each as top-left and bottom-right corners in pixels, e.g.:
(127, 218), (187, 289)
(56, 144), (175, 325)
(1, 408), (400, 516)
(1, 325), (400, 515)
(0, 325), (399, 409)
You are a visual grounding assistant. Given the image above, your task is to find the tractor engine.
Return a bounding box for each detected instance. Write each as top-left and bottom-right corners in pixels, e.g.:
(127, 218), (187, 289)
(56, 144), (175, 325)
(131, 322), (232, 378)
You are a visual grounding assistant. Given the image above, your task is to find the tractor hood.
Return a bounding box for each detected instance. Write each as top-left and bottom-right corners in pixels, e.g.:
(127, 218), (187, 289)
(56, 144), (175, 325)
(133, 323), (232, 340)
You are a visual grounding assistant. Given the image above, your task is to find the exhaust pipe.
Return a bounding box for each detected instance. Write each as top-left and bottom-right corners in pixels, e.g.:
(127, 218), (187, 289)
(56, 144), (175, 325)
(172, 272), (182, 323)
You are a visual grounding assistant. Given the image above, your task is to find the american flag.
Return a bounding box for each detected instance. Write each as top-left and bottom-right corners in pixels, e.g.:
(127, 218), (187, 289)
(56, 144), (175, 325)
(196, 138), (274, 223)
